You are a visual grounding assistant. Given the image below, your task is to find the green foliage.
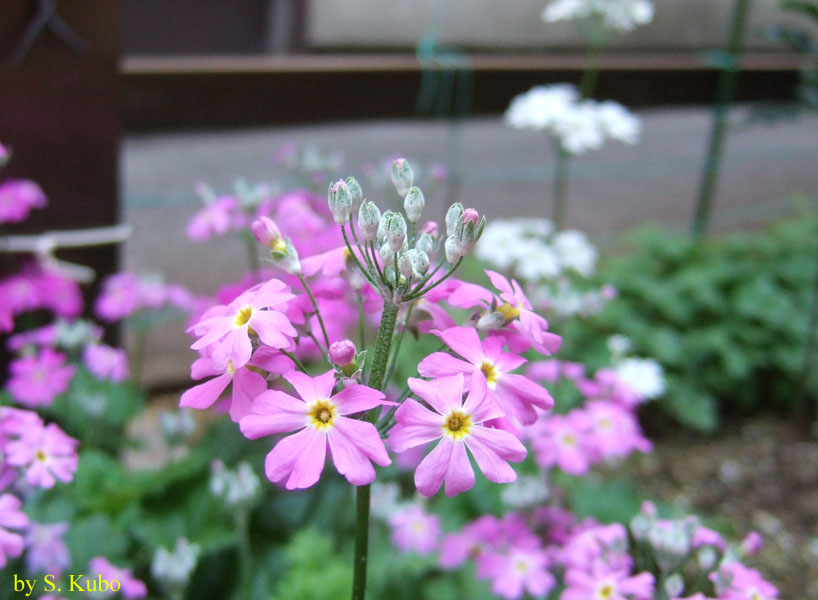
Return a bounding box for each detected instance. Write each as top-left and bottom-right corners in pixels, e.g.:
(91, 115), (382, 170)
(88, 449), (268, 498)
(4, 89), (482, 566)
(564, 211), (818, 431)
(271, 529), (352, 600)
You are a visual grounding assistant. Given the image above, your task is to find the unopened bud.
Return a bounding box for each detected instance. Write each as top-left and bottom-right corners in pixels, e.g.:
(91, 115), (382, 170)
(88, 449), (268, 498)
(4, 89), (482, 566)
(328, 179), (353, 224)
(740, 531), (763, 556)
(380, 243), (396, 267)
(403, 186), (425, 222)
(384, 212), (407, 252)
(329, 339), (358, 376)
(415, 233), (436, 257)
(444, 236), (459, 264)
(477, 311), (506, 332)
(445, 203), (464, 237)
(454, 208), (485, 257)
(358, 200), (381, 242)
(398, 252), (417, 280)
(278, 238), (302, 274)
(251, 216), (286, 254)
(411, 249), (430, 274)
(345, 176), (363, 205)
(391, 158), (413, 197)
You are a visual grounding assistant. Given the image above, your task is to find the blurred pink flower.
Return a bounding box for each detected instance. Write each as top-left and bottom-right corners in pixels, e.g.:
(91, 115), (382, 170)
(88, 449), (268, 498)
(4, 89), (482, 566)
(5, 421), (79, 488)
(88, 556), (147, 598)
(84, 343), (129, 382)
(389, 504), (440, 554)
(0, 493), (28, 568)
(0, 179), (46, 223)
(7, 348), (75, 407)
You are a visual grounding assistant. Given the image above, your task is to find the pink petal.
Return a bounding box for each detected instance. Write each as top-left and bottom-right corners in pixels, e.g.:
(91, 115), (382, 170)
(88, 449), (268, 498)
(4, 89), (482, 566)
(283, 370), (320, 401)
(251, 346), (295, 374)
(498, 374), (554, 420)
(190, 356), (220, 380)
(327, 428), (375, 485)
(437, 327), (485, 364)
(389, 401), (444, 452)
(408, 374), (464, 416)
(417, 352), (475, 378)
(249, 310), (296, 348)
(265, 428), (326, 489)
(229, 368), (267, 422)
(415, 438), (454, 497)
(444, 441), (475, 496)
(485, 270), (514, 300)
(240, 391), (307, 438)
(465, 429), (524, 484)
(334, 417), (391, 466)
(180, 372), (232, 410)
(332, 384), (387, 416)
(447, 281), (494, 308)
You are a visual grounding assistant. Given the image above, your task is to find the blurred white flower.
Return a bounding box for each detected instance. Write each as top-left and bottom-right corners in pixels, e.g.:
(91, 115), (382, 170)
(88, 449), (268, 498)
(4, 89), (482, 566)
(553, 230), (597, 276)
(501, 474), (549, 508)
(541, 0), (655, 32)
(152, 538), (201, 588)
(505, 84), (641, 156)
(615, 357), (665, 399)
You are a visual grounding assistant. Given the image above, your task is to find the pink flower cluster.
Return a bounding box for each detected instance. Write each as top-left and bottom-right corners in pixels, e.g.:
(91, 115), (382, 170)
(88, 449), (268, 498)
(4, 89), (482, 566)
(524, 359), (652, 475)
(0, 178), (47, 224)
(0, 266), (83, 332)
(95, 272), (194, 322)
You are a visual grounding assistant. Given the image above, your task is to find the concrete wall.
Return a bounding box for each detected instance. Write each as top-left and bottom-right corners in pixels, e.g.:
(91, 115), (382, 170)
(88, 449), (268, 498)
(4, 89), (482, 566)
(306, 0), (800, 50)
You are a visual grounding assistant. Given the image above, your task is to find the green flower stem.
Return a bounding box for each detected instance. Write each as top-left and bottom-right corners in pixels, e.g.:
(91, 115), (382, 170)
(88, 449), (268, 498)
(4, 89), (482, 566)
(408, 257), (445, 297)
(298, 273), (331, 350)
(342, 225), (378, 287)
(349, 217), (375, 274)
(405, 258), (462, 302)
(384, 303), (413, 386)
(280, 349), (307, 372)
(357, 290), (366, 351)
(352, 300), (399, 600)
(367, 242), (387, 287)
(553, 140), (570, 230)
(692, 0), (753, 238)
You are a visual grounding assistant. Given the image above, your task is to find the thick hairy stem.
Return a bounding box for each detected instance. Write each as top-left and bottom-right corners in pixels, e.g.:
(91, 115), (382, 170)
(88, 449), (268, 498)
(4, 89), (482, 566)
(351, 300), (398, 600)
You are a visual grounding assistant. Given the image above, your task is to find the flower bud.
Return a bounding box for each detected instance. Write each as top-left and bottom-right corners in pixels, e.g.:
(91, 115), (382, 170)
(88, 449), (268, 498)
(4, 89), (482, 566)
(415, 233), (436, 257)
(398, 252), (417, 281)
(377, 210), (392, 242)
(384, 212), (407, 252)
(358, 200), (381, 242)
(345, 176), (363, 205)
(411, 249), (430, 274)
(328, 179), (353, 224)
(476, 311), (506, 332)
(454, 208), (485, 257)
(251, 216), (286, 254)
(379, 242), (396, 267)
(329, 339), (359, 376)
(391, 158), (413, 197)
(444, 236), (459, 264)
(445, 203), (463, 237)
(403, 186), (425, 222)
(740, 531), (763, 556)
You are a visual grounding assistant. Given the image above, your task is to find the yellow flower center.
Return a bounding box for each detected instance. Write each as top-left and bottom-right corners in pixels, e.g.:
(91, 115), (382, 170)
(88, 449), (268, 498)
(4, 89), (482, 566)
(514, 560), (528, 574)
(496, 302), (521, 323)
(442, 409), (472, 441)
(307, 399), (337, 431)
(598, 418), (611, 430)
(234, 305), (253, 327)
(562, 433), (576, 446)
(480, 360), (500, 389)
(35, 450), (47, 462)
(597, 583), (615, 600)
(271, 238), (287, 254)
(226, 360), (236, 375)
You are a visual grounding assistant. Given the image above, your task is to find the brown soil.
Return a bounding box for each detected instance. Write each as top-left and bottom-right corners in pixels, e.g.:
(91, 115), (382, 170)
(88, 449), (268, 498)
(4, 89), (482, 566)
(635, 416), (818, 599)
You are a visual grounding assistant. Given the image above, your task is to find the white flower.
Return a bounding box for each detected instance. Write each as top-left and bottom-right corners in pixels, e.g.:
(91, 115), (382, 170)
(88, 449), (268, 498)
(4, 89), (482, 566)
(516, 242), (562, 280)
(501, 474), (550, 508)
(597, 101), (641, 145)
(541, 0), (654, 33)
(152, 538), (201, 587)
(615, 357), (665, 399)
(553, 229), (597, 276)
(505, 84), (578, 131)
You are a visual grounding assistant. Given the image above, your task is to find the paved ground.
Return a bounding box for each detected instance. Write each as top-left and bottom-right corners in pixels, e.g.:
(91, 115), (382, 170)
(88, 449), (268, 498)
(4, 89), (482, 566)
(122, 105), (818, 385)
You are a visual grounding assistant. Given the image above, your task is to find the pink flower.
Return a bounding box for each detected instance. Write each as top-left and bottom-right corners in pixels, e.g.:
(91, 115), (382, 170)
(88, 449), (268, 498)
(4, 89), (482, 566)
(562, 567), (654, 600)
(0, 493), (28, 568)
(388, 373), (527, 497)
(25, 521), (70, 575)
(7, 348), (75, 407)
(439, 514), (502, 569)
(189, 279), (296, 370)
(5, 421), (79, 488)
(95, 273), (143, 321)
(585, 400), (652, 460)
(87, 556), (147, 598)
(37, 271), (83, 318)
(527, 411), (593, 475)
(83, 344), (130, 382)
(240, 370), (391, 489)
(419, 327), (553, 425)
(0, 179), (47, 223)
(181, 346), (293, 422)
(186, 195), (245, 242)
(478, 544), (555, 600)
(713, 562), (778, 600)
(449, 271), (561, 356)
(389, 504), (440, 554)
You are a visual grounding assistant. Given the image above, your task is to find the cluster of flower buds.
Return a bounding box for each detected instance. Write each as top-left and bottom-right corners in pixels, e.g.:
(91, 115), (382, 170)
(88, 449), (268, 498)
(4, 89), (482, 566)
(329, 158), (485, 304)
